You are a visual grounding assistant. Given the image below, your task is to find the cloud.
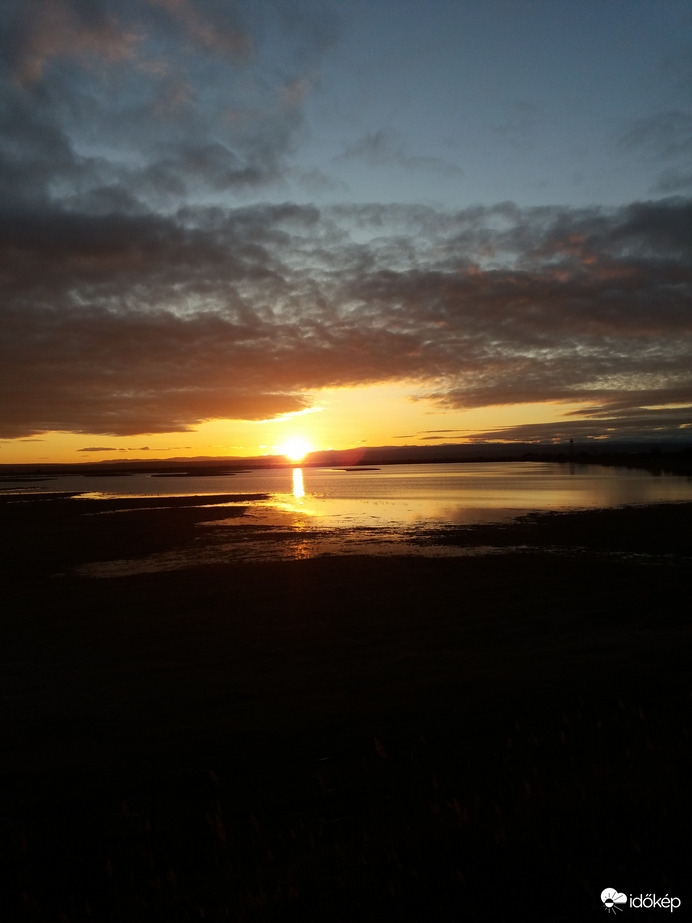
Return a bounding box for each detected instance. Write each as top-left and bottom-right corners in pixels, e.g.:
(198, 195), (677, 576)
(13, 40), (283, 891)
(295, 167), (348, 196)
(0, 1), (335, 211)
(420, 432), (467, 441)
(0, 2), (690, 445)
(654, 167), (692, 194)
(147, 0), (252, 61)
(618, 109), (692, 196)
(2, 0), (143, 87)
(0, 195), (690, 440)
(337, 129), (464, 176)
(463, 407), (692, 445)
(619, 110), (692, 161)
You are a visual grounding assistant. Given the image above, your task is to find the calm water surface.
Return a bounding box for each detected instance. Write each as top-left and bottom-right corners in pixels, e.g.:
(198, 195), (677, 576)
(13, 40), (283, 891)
(10, 461), (692, 527)
(8, 462), (691, 571)
(242, 461), (692, 527)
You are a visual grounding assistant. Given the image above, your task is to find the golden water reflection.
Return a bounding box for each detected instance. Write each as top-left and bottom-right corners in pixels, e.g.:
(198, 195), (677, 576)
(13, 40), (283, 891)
(71, 462), (692, 576)
(254, 462), (692, 531)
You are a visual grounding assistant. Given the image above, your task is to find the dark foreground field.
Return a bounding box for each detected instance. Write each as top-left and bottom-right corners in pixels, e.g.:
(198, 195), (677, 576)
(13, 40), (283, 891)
(1, 493), (691, 921)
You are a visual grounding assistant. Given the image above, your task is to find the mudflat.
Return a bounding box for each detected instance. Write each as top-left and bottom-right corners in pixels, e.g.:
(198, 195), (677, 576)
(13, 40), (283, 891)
(2, 493), (691, 921)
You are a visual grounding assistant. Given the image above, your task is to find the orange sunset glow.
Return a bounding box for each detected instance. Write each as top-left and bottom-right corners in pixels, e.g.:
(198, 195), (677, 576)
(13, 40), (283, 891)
(2, 5), (691, 921)
(280, 436), (314, 462)
(0, 0), (689, 467)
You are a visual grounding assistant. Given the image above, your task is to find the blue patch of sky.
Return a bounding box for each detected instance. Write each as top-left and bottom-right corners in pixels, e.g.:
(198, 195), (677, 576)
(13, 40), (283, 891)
(296, 0), (692, 209)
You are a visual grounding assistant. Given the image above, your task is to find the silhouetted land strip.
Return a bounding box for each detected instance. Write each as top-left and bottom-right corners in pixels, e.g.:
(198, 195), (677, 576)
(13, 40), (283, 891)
(3, 443), (692, 479)
(1, 493), (690, 921)
(0, 493), (269, 583)
(421, 501), (692, 555)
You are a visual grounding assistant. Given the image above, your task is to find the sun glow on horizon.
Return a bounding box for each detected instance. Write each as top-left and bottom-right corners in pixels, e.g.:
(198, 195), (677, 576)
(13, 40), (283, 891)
(280, 436), (314, 462)
(0, 387), (612, 465)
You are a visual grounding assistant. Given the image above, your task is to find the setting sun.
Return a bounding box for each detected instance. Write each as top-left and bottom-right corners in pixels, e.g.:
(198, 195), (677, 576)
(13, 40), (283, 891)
(281, 437), (313, 462)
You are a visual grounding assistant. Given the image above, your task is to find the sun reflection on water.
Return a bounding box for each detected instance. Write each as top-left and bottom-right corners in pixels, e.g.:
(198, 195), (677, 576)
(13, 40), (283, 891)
(292, 467), (305, 500)
(287, 538), (312, 559)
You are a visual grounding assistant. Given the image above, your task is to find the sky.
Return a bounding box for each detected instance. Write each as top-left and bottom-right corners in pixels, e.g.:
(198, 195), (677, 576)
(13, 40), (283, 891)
(1, 0), (691, 464)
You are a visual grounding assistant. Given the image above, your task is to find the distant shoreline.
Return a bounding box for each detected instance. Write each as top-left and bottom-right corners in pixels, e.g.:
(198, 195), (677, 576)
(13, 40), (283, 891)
(2, 444), (692, 480)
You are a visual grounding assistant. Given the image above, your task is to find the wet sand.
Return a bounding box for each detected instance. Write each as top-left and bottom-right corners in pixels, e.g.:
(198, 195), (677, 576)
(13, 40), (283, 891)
(1, 493), (691, 920)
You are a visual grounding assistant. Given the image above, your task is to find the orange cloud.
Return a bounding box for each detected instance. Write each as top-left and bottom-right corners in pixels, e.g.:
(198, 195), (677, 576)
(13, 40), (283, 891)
(11, 0), (142, 85)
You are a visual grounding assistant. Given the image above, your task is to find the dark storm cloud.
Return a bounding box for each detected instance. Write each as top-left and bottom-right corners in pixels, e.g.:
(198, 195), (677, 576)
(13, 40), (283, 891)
(0, 1), (690, 442)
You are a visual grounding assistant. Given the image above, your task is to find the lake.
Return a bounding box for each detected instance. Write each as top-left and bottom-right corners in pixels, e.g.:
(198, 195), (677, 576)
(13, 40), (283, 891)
(7, 461), (692, 570)
(10, 460), (692, 522)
